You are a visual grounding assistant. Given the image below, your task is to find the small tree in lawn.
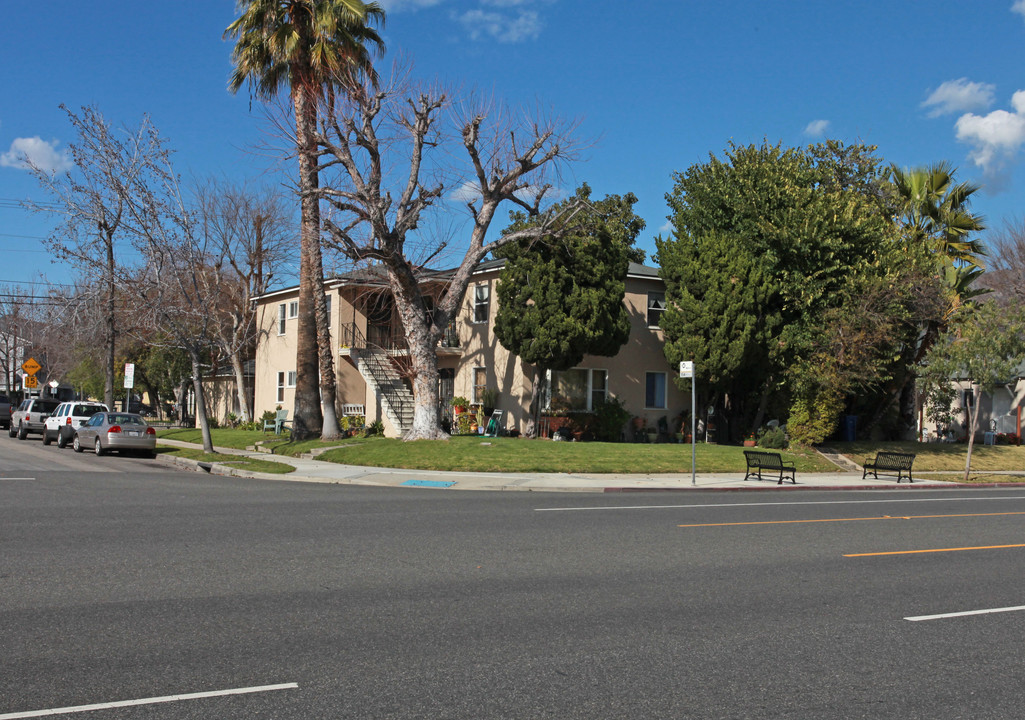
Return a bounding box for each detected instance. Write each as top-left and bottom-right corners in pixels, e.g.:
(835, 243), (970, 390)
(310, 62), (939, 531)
(493, 184), (643, 436)
(920, 300), (1025, 482)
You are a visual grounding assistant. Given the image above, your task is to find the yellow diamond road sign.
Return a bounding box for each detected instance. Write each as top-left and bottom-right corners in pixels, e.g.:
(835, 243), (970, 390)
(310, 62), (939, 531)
(22, 357), (41, 375)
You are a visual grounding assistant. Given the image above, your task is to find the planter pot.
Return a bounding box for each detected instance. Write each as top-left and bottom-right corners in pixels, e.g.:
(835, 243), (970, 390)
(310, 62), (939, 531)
(646, 431), (658, 443)
(675, 433), (685, 443)
(453, 406), (467, 415)
(743, 439), (757, 447)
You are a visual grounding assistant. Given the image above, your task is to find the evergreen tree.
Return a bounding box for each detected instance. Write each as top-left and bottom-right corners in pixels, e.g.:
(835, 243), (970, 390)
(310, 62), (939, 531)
(494, 185), (643, 434)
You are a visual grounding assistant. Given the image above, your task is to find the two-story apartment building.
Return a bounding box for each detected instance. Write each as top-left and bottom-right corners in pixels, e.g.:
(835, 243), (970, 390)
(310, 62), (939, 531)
(253, 260), (685, 438)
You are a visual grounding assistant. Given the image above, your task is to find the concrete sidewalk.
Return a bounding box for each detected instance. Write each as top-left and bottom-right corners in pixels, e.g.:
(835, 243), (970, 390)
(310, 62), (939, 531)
(155, 438), (975, 493)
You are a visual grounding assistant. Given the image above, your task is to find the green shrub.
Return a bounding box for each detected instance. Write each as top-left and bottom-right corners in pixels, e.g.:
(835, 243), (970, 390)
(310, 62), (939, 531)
(787, 390), (843, 446)
(757, 426), (787, 449)
(592, 397), (631, 442)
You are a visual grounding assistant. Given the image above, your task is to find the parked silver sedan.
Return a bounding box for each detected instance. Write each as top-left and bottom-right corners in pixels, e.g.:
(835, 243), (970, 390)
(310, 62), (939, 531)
(73, 412), (156, 457)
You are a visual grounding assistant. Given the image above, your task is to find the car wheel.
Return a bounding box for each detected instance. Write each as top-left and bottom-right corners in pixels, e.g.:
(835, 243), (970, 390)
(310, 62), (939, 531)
(17, 423), (26, 440)
(56, 431), (68, 449)
(94, 437), (105, 457)
(7, 425), (13, 438)
(73, 434), (83, 453)
(42, 430), (51, 446)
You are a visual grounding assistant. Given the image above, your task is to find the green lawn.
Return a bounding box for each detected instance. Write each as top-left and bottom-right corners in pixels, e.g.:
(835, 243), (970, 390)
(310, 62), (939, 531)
(830, 441), (1025, 473)
(159, 447), (295, 474)
(297, 435), (832, 474)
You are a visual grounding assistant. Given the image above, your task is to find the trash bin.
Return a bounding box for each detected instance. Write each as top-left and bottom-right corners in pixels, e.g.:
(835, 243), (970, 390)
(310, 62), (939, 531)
(843, 415), (858, 442)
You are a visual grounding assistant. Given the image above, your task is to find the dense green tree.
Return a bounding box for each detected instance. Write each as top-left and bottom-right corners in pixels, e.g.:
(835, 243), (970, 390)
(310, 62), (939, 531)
(225, 0), (385, 440)
(494, 185), (643, 435)
(658, 140), (904, 441)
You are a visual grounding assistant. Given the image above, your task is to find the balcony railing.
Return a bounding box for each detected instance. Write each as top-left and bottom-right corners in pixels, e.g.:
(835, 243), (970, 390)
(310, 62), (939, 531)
(339, 321), (459, 352)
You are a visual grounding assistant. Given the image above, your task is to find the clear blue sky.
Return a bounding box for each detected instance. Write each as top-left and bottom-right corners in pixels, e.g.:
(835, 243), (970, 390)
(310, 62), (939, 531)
(3, 0), (1025, 292)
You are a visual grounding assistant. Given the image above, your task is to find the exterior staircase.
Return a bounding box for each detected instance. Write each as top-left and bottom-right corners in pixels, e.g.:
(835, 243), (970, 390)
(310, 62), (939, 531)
(352, 347), (414, 435)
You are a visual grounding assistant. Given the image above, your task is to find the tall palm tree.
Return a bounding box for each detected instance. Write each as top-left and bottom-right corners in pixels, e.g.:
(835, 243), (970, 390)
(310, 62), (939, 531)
(225, 0), (384, 440)
(890, 161), (987, 270)
(869, 162), (989, 437)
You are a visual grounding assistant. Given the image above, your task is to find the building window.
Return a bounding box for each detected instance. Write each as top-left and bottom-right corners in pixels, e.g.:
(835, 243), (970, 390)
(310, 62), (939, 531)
(324, 294), (332, 316)
(473, 367), (487, 404)
(550, 368), (608, 412)
(276, 372), (285, 403)
(287, 371), (297, 387)
(647, 292), (666, 328)
(473, 284), (490, 324)
(645, 371), (667, 409)
(278, 304), (286, 335)
(288, 300), (299, 319)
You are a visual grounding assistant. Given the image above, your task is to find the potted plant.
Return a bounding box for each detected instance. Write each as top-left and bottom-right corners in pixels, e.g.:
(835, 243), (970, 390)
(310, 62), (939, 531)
(479, 387), (498, 416)
(450, 396), (470, 415)
(744, 432), (757, 447)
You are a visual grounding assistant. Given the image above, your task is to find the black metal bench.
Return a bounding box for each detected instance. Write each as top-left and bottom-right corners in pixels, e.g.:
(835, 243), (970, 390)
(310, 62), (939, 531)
(862, 451), (916, 483)
(743, 450), (796, 485)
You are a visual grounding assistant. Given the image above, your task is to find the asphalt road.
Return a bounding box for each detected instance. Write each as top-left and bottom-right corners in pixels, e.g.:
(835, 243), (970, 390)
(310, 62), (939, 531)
(2, 434), (1025, 718)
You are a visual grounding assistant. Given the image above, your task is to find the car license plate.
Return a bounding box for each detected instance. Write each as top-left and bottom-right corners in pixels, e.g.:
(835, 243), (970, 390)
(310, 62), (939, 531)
(127, 431), (140, 437)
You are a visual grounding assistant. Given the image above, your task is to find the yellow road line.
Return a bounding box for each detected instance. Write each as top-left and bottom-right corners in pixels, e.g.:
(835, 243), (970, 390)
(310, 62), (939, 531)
(845, 544), (1025, 557)
(677, 511), (1025, 528)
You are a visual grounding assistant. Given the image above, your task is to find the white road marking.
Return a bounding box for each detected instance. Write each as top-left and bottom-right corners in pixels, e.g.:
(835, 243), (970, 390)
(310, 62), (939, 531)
(0, 478), (36, 481)
(535, 495), (1025, 512)
(905, 605), (1025, 622)
(0, 682), (299, 719)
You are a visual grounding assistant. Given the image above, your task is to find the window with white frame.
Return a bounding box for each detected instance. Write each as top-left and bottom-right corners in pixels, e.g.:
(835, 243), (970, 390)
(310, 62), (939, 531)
(324, 294), (332, 316)
(287, 371), (297, 387)
(550, 368), (608, 412)
(645, 371), (667, 409)
(276, 372), (285, 402)
(647, 292), (666, 328)
(473, 284), (490, 324)
(278, 304), (286, 335)
(288, 300), (299, 318)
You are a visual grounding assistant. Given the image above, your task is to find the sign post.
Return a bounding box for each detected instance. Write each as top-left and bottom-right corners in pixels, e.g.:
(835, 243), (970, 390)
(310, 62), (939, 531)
(22, 357), (41, 395)
(124, 363), (135, 412)
(679, 361), (696, 486)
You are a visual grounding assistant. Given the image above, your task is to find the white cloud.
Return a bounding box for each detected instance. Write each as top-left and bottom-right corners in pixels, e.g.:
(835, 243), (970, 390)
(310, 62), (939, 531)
(0, 136), (72, 174)
(456, 7), (543, 42)
(954, 90), (1025, 177)
(1013, 0), (1025, 21)
(803, 119), (830, 137)
(377, 0), (444, 10)
(448, 180), (482, 205)
(922, 78), (995, 117)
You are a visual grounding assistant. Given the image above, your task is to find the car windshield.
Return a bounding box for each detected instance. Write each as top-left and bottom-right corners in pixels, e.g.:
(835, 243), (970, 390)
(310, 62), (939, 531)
(36, 401), (60, 412)
(108, 414), (145, 426)
(74, 405), (103, 417)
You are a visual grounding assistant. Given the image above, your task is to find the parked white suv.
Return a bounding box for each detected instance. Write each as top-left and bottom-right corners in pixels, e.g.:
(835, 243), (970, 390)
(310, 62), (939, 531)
(43, 401), (109, 448)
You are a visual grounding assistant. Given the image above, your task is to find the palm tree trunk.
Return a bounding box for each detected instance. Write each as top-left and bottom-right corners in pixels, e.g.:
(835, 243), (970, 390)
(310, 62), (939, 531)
(290, 82), (324, 441)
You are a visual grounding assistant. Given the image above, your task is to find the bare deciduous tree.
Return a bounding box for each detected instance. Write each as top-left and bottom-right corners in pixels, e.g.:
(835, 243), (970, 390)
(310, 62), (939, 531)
(316, 74), (581, 440)
(25, 105), (161, 410)
(195, 180), (294, 423)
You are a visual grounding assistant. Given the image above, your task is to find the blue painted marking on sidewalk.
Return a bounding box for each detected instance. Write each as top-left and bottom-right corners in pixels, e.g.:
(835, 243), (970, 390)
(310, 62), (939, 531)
(401, 479), (457, 488)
